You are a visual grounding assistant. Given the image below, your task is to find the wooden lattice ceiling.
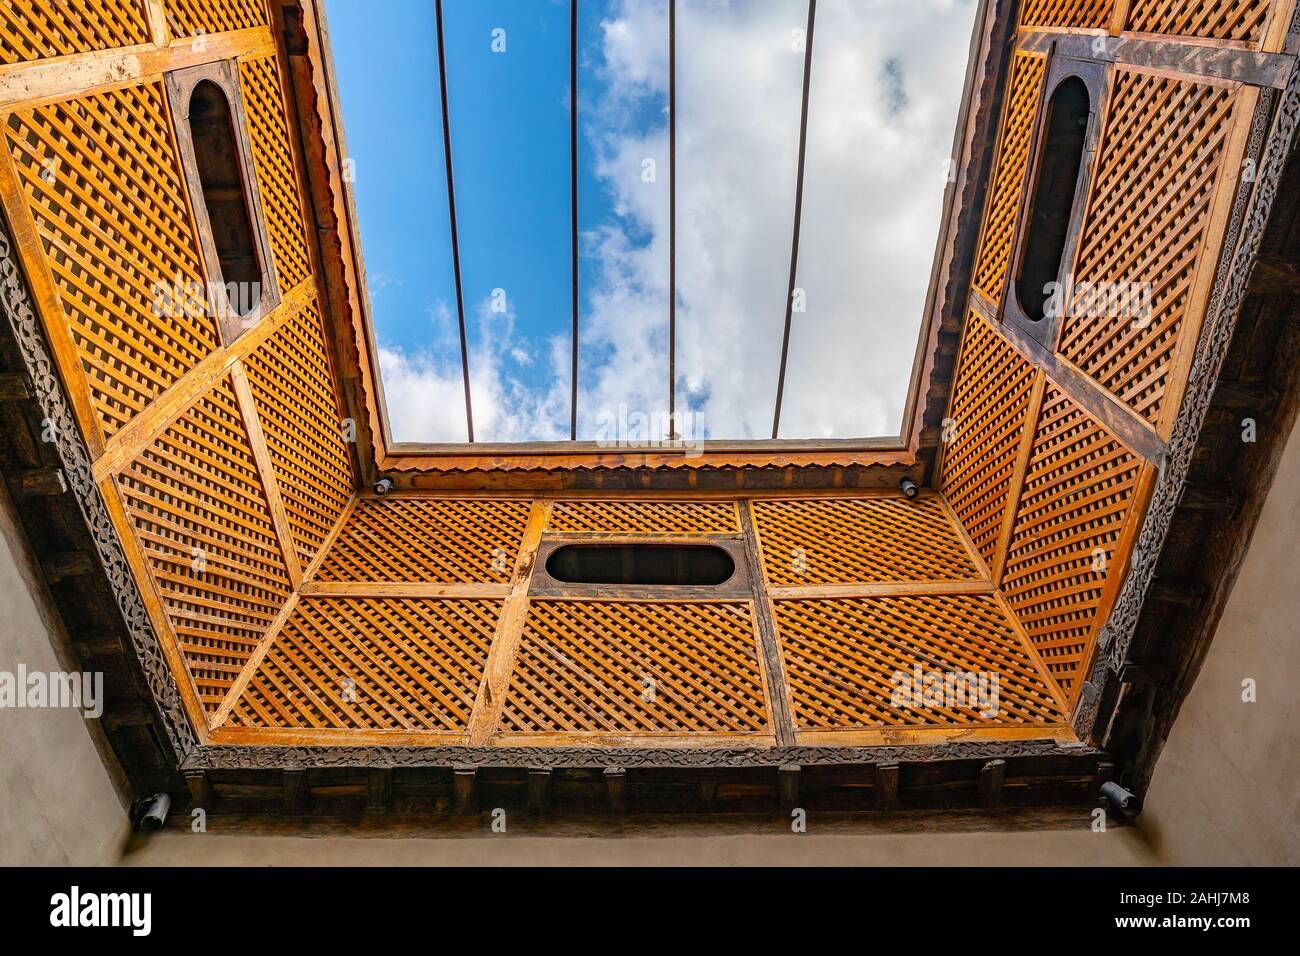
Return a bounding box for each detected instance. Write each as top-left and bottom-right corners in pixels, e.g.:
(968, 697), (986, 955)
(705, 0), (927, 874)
(0, 0), (1296, 792)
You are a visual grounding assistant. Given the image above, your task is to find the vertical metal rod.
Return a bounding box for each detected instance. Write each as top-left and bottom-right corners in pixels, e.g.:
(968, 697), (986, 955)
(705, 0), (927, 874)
(668, 0), (677, 437)
(570, 0), (581, 441)
(435, 0), (474, 442)
(771, 0), (817, 440)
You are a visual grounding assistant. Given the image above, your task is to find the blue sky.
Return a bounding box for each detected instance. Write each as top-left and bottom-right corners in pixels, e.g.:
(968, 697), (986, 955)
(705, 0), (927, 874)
(323, 0), (978, 443)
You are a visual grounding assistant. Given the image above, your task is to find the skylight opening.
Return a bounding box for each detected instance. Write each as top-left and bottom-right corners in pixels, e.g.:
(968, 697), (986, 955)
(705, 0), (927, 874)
(326, 0), (979, 446)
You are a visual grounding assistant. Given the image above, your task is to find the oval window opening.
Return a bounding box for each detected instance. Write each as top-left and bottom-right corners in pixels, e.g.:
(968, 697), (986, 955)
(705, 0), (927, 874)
(189, 80), (262, 317)
(546, 544), (735, 586)
(1016, 76), (1089, 322)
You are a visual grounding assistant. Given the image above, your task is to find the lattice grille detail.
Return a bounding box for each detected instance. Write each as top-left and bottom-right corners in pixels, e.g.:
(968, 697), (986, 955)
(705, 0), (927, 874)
(972, 52), (1045, 301)
(940, 313), (1037, 570)
(162, 0), (266, 38)
(752, 496), (982, 586)
(1020, 0), (1116, 29)
(117, 376), (291, 714)
(548, 499), (739, 535)
(499, 600), (770, 735)
(1001, 384), (1142, 700)
(224, 597), (501, 732)
(6, 82), (219, 439)
(315, 497), (532, 583)
(1059, 70), (1237, 427)
(238, 54), (312, 292)
(0, 0), (150, 65)
(244, 297), (352, 570)
(1125, 0), (1273, 45)
(773, 595), (1066, 730)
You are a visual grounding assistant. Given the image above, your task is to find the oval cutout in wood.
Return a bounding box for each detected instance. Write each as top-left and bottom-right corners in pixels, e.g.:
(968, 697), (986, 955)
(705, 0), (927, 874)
(545, 544), (736, 586)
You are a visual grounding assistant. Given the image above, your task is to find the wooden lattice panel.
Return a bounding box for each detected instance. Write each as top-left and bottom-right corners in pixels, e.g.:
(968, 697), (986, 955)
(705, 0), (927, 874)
(547, 499), (739, 535)
(315, 497), (532, 584)
(773, 595), (1066, 731)
(972, 52), (1045, 301)
(238, 54), (312, 293)
(1001, 384), (1142, 701)
(940, 313), (1037, 570)
(243, 297), (352, 570)
(1019, 0), (1116, 29)
(1125, 0), (1274, 45)
(162, 0), (266, 38)
(223, 597), (501, 732)
(6, 82), (218, 440)
(117, 376), (291, 714)
(0, 0), (150, 65)
(1058, 70), (1238, 428)
(752, 496), (982, 587)
(498, 600), (770, 735)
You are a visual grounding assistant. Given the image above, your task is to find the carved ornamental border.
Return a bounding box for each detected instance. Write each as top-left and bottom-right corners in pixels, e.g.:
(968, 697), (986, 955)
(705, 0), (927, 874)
(185, 738), (1097, 771)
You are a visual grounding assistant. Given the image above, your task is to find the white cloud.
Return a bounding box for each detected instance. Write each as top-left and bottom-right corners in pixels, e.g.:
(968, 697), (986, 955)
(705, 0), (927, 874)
(379, 0), (977, 443)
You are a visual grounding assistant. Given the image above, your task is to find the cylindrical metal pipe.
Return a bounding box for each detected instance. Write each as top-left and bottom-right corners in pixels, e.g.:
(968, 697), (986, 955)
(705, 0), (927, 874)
(1100, 781), (1142, 817)
(138, 793), (172, 832)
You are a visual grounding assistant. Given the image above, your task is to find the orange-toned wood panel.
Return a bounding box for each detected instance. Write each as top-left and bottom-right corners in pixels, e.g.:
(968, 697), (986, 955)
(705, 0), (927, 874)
(1000, 383), (1142, 702)
(547, 499), (739, 535)
(497, 600), (770, 736)
(1124, 0), (1275, 45)
(972, 51), (1045, 302)
(940, 312), (1037, 571)
(243, 295), (352, 570)
(222, 596), (501, 732)
(1058, 69), (1239, 429)
(0, 0), (150, 65)
(162, 0), (266, 38)
(1019, 0), (1115, 30)
(4, 81), (218, 440)
(752, 495), (983, 587)
(116, 375), (291, 714)
(773, 594), (1066, 732)
(314, 496), (532, 584)
(238, 53), (312, 293)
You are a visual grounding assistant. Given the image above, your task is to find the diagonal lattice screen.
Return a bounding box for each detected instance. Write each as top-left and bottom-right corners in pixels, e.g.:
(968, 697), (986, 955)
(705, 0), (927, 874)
(239, 53), (314, 293)
(972, 51), (1046, 302)
(315, 497), (532, 584)
(1019, 0), (1116, 30)
(162, 0), (266, 37)
(0, 0), (150, 65)
(752, 496), (983, 586)
(497, 599), (770, 735)
(547, 499), (740, 535)
(1000, 384), (1143, 701)
(773, 594), (1066, 731)
(6, 81), (219, 440)
(224, 596), (501, 732)
(940, 312), (1038, 571)
(1125, 0), (1274, 44)
(243, 296), (353, 571)
(1058, 69), (1238, 429)
(117, 376), (291, 714)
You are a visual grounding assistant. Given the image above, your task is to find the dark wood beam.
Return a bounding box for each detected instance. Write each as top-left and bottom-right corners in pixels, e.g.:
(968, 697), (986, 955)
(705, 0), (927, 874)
(603, 767), (626, 814)
(452, 766), (478, 816)
(778, 764), (800, 812)
(979, 759), (1006, 809)
(527, 768), (551, 816)
(875, 763), (900, 811)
